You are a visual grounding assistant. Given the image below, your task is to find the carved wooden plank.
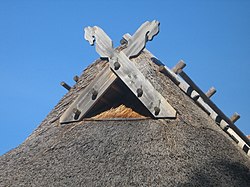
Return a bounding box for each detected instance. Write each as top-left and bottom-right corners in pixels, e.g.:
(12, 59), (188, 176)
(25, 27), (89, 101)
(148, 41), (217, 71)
(60, 65), (117, 124)
(123, 20), (160, 58)
(84, 26), (114, 58)
(83, 22), (176, 119)
(109, 51), (176, 118)
(61, 22), (174, 123)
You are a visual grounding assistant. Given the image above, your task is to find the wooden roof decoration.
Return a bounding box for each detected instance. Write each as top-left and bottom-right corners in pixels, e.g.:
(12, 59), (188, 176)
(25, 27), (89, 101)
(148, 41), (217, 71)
(60, 21), (176, 124)
(59, 21), (250, 158)
(1, 20), (250, 186)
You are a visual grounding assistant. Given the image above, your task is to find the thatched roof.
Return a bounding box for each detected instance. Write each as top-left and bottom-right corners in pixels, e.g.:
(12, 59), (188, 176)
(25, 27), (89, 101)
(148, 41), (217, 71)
(0, 51), (250, 186)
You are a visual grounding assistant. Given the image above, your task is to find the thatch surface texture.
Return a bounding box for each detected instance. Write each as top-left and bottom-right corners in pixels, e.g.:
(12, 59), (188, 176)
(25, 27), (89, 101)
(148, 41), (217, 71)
(0, 51), (250, 187)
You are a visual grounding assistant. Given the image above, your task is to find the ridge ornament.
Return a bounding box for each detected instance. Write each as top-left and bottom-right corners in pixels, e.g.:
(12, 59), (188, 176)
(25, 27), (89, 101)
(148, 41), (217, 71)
(60, 20), (176, 124)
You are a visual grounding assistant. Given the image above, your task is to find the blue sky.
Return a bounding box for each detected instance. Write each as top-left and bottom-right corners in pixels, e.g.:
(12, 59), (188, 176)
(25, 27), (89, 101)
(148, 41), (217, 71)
(0, 0), (250, 155)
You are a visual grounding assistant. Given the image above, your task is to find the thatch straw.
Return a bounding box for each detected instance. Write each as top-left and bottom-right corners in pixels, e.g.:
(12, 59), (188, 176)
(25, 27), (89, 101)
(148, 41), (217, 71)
(91, 104), (146, 119)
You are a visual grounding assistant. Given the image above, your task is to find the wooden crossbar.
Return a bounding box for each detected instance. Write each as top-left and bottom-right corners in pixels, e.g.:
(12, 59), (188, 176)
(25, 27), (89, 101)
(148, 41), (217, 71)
(60, 21), (177, 124)
(178, 71), (250, 147)
(145, 49), (250, 155)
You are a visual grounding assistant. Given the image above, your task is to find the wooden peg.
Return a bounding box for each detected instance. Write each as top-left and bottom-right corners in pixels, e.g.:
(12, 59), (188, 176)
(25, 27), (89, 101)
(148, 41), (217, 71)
(112, 57), (120, 70)
(73, 108), (81, 120)
(154, 107), (160, 116)
(73, 76), (79, 82)
(206, 87), (216, 98)
(230, 112), (240, 123)
(91, 88), (98, 100)
(60, 81), (71, 91)
(114, 62), (121, 70)
(172, 60), (186, 74)
(137, 88), (143, 97)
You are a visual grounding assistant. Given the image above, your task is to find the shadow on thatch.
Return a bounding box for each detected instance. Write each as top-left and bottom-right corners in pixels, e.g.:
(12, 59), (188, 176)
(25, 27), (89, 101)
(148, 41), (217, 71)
(178, 160), (250, 186)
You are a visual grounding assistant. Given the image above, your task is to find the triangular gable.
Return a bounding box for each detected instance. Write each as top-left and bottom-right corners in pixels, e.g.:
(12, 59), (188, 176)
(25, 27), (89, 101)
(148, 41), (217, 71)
(60, 21), (176, 124)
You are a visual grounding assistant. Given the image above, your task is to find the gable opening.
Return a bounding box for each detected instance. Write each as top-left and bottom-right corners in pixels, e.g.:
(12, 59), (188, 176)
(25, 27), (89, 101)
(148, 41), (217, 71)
(84, 77), (153, 120)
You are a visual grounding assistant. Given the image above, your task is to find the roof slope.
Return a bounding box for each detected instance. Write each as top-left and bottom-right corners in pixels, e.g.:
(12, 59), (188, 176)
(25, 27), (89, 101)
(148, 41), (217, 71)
(0, 51), (250, 186)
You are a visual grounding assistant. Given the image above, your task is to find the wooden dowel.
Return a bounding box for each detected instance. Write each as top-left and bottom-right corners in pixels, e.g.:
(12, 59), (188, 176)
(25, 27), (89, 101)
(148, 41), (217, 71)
(91, 88), (98, 100)
(172, 60), (186, 74)
(158, 65), (180, 85)
(206, 87), (216, 98)
(154, 107), (160, 116)
(73, 76), (79, 82)
(230, 112), (240, 123)
(73, 108), (81, 120)
(60, 81), (71, 91)
(137, 88), (143, 97)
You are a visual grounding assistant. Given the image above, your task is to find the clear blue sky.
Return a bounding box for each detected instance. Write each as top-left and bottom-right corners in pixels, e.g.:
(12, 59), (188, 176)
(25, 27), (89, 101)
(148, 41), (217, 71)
(0, 0), (250, 156)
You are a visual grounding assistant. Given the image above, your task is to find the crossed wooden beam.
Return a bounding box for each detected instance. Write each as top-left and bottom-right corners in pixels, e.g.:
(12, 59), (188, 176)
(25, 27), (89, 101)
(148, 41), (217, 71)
(60, 20), (176, 124)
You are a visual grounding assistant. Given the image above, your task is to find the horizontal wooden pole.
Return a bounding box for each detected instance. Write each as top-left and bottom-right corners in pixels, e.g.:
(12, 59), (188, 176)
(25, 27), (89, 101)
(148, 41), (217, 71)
(206, 87), (216, 98)
(159, 65), (211, 115)
(158, 65), (180, 85)
(139, 49), (250, 156)
(172, 60), (186, 74)
(179, 71), (250, 147)
(60, 81), (71, 91)
(230, 112), (240, 123)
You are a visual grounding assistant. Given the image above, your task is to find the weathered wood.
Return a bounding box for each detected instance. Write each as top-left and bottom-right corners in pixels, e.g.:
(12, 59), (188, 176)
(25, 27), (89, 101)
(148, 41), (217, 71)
(126, 33), (250, 155)
(230, 112), (240, 123)
(206, 87), (216, 98)
(226, 128), (247, 149)
(137, 88), (143, 97)
(60, 65), (117, 124)
(109, 51), (176, 118)
(208, 109), (247, 155)
(61, 20), (176, 123)
(157, 62), (211, 114)
(146, 52), (250, 149)
(172, 60), (186, 74)
(123, 20), (160, 58)
(179, 71), (250, 146)
(113, 57), (121, 70)
(72, 108), (81, 120)
(60, 81), (71, 91)
(158, 65), (180, 85)
(218, 119), (229, 130)
(84, 26), (114, 58)
(91, 88), (98, 100)
(82, 22), (176, 119)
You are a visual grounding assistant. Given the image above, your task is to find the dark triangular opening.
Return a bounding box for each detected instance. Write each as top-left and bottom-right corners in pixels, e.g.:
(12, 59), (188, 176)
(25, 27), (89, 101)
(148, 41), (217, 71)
(84, 77), (153, 119)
